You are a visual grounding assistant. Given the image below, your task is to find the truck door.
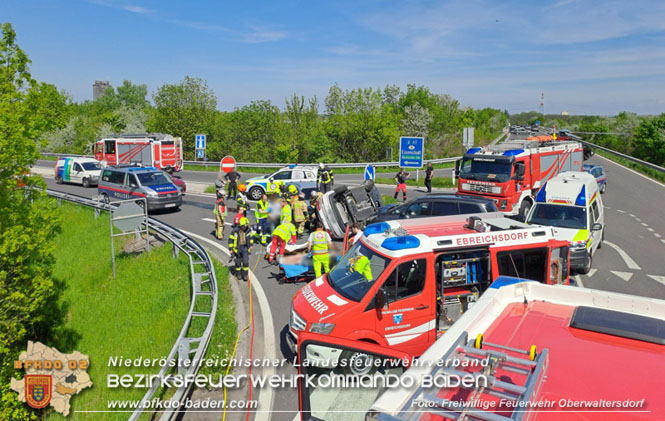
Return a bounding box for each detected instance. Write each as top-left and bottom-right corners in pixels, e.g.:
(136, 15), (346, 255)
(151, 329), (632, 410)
(297, 332), (410, 421)
(374, 258), (433, 355)
(548, 242), (570, 285)
(104, 140), (116, 165)
(70, 162), (84, 183)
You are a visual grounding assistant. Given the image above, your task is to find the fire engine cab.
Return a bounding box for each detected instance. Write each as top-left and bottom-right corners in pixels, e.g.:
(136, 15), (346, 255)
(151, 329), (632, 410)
(288, 213), (570, 358)
(93, 133), (183, 172)
(455, 138), (584, 220)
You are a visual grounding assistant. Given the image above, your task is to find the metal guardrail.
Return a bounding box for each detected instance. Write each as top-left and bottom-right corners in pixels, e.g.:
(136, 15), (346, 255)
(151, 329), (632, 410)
(580, 140), (665, 174)
(44, 189), (218, 421)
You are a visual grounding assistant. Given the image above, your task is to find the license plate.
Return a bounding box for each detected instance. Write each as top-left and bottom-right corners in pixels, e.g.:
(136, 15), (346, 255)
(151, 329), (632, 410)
(165, 203), (176, 208)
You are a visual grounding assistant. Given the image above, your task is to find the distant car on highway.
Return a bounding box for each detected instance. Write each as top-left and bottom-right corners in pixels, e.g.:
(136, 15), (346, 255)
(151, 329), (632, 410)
(583, 164), (607, 193)
(244, 165), (318, 200)
(167, 173), (187, 194)
(54, 157), (101, 188)
(316, 180), (382, 239)
(369, 194), (497, 223)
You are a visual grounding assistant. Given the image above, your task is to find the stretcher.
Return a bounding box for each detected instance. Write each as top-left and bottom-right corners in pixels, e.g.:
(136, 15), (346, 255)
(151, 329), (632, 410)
(277, 244), (339, 284)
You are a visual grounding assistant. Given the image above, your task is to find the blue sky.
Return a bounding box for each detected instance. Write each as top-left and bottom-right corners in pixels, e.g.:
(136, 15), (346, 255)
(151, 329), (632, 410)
(3, 0), (665, 114)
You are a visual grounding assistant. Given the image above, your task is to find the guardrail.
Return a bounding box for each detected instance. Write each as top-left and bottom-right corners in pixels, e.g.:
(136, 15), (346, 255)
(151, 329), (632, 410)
(44, 189), (218, 421)
(581, 140), (665, 174)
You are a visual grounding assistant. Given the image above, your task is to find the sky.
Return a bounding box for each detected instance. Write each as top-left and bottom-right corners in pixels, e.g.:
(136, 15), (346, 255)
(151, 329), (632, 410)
(3, 0), (665, 115)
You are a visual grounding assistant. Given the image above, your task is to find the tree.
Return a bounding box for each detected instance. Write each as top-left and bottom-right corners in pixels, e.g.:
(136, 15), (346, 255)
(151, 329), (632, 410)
(148, 76), (217, 158)
(0, 22), (62, 420)
(632, 114), (665, 166)
(115, 80), (148, 108)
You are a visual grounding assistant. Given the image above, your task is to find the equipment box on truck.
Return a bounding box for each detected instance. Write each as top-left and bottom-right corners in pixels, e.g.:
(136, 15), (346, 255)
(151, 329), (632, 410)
(288, 213), (570, 359)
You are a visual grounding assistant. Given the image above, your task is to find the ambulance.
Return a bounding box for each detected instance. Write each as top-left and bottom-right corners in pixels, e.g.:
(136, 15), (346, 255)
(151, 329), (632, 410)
(287, 213), (570, 358)
(526, 171), (604, 274)
(54, 157), (102, 187)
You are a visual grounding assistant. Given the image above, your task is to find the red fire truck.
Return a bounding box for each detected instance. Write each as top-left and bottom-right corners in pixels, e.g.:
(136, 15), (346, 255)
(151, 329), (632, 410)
(93, 133), (183, 172)
(288, 213), (570, 358)
(454, 139), (584, 220)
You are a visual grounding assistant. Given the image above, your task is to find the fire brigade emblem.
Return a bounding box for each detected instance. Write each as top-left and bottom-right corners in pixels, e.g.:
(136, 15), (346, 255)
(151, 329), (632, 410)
(25, 375), (52, 409)
(393, 314), (403, 324)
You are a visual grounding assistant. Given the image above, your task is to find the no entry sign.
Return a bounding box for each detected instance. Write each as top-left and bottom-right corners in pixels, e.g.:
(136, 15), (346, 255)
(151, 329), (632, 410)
(220, 156), (236, 173)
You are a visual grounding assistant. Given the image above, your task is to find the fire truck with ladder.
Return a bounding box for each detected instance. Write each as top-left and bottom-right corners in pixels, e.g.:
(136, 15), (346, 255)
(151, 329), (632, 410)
(288, 213), (570, 359)
(93, 133), (184, 172)
(454, 138), (584, 220)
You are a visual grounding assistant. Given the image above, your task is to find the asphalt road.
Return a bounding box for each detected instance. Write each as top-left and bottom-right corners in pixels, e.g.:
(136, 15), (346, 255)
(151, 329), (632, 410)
(34, 151), (665, 420)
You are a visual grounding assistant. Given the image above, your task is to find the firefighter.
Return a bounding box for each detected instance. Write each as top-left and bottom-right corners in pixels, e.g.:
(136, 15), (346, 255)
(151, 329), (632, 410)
(350, 253), (373, 281)
(292, 192), (309, 237)
(307, 221), (333, 278)
(267, 221), (296, 264)
(280, 196), (292, 224)
(318, 163), (333, 193)
(228, 217), (254, 281)
(287, 184), (299, 205)
(254, 193), (270, 246)
(236, 185), (249, 215)
(307, 191), (323, 231)
(213, 190), (227, 240)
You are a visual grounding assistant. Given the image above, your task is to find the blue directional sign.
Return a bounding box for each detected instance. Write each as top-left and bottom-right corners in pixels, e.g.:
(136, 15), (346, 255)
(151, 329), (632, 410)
(399, 137), (424, 168)
(197, 149), (205, 158)
(364, 164), (375, 181)
(195, 134), (206, 150)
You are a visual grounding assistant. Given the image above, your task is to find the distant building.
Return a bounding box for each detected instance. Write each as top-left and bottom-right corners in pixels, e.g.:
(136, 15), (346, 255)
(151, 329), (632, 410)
(561, 111), (569, 116)
(93, 80), (111, 100)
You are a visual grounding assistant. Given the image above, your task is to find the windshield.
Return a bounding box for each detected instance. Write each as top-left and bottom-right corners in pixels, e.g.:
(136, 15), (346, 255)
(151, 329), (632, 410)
(136, 172), (172, 186)
(460, 157), (512, 182)
(326, 241), (390, 302)
(527, 203), (588, 230)
(82, 162), (101, 171)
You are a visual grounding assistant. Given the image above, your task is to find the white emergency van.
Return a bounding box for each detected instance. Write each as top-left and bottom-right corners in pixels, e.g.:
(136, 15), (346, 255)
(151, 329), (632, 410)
(54, 157), (102, 188)
(526, 171), (604, 274)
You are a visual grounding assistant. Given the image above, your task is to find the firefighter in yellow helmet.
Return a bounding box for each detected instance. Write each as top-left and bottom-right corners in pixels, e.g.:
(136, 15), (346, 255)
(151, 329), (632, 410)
(228, 217), (254, 281)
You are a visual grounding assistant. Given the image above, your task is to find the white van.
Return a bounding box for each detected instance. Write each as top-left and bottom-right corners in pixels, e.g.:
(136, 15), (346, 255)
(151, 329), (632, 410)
(526, 171), (604, 274)
(54, 157), (102, 188)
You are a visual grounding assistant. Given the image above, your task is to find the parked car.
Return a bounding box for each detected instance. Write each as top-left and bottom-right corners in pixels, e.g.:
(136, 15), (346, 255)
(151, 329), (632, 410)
(583, 164), (607, 193)
(98, 166), (182, 211)
(54, 157), (102, 187)
(369, 194), (498, 223)
(167, 174), (187, 194)
(316, 180), (382, 239)
(244, 165), (318, 200)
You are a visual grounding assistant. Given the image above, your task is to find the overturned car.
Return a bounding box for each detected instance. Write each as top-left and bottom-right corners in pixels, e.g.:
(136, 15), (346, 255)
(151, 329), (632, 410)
(315, 180), (382, 239)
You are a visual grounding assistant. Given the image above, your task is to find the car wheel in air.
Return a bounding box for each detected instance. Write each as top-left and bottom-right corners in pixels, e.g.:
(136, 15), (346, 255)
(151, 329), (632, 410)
(362, 179), (375, 192)
(333, 185), (348, 195)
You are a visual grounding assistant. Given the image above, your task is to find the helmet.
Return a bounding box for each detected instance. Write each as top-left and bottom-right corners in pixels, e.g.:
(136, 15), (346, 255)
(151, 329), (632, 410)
(299, 193), (305, 199)
(288, 184), (298, 194)
(311, 191), (318, 197)
(216, 190), (224, 199)
(238, 184), (247, 192)
(239, 217), (249, 227)
(319, 163), (324, 169)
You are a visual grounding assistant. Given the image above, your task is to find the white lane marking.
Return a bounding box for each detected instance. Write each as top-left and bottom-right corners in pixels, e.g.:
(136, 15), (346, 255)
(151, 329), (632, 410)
(587, 268), (597, 277)
(641, 222), (648, 227)
(662, 239), (665, 244)
(636, 218), (642, 222)
(604, 241), (642, 270)
(596, 154), (665, 188)
(648, 228), (655, 232)
(655, 233), (662, 238)
(610, 271), (633, 282)
(573, 275), (585, 288)
(629, 214), (636, 218)
(202, 218), (233, 226)
(181, 230), (276, 419)
(648, 275), (665, 287)
(616, 209), (626, 213)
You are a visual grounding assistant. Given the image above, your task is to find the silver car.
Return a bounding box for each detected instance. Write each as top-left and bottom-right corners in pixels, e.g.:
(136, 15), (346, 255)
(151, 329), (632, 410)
(316, 180), (382, 239)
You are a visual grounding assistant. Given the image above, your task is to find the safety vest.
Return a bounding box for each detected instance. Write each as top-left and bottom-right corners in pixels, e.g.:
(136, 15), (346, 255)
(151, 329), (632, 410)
(281, 203), (292, 223)
(228, 227), (254, 251)
(350, 255), (372, 281)
(255, 200), (269, 220)
(293, 200), (307, 222)
(310, 229), (330, 255)
(319, 169), (331, 184)
(214, 198), (226, 216)
(273, 223), (296, 242)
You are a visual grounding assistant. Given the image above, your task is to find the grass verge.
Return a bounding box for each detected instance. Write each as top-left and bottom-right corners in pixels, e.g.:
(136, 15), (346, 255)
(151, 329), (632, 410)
(375, 177), (456, 189)
(204, 184), (216, 194)
(594, 150), (665, 184)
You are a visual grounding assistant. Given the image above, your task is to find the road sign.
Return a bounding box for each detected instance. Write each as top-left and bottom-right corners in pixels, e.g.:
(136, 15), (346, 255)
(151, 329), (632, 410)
(197, 149), (205, 158)
(195, 134), (206, 150)
(463, 128), (475, 148)
(113, 201), (144, 232)
(364, 164), (375, 181)
(220, 156), (236, 174)
(399, 137), (424, 168)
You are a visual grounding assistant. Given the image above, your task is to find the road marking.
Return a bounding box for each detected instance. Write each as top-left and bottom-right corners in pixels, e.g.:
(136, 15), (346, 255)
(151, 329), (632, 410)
(604, 241), (642, 270)
(596, 154), (665, 189)
(641, 222), (648, 227)
(648, 275), (665, 287)
(610, 271), (633, 282)
(647, 227), (655, 232)
(655, 233), (661, 238)
(629, 214), (636, 218)
(573, 275), (585, 288)
(662, 239), (665, 244)
(636, 218), (642, 222)
(202, 218), (233, 226)
(587, 268), (597, 277)
(616, 209), (625, 213)
(181, 230), (276, 419)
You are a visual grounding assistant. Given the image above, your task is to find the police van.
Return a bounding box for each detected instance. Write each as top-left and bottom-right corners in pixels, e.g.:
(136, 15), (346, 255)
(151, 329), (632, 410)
(54, 157), (102, 188)
(244, 165), (318, 200)
(526, 171), (604, 274)
(97, 166), (182, 211)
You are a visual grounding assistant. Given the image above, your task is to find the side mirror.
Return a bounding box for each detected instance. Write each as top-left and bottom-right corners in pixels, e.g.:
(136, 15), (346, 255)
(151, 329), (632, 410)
(375, 289), (385, 310)
(454, 160), (460, 179)
(591, 223), (603, 231)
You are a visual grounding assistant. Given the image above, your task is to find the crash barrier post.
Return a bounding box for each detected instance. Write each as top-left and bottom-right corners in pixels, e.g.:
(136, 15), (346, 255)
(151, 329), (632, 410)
(43, 189), (218, 421)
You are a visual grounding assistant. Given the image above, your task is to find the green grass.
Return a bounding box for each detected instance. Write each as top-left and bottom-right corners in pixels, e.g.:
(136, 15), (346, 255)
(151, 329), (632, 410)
(375, 177), (456, 189)
(594, 150), (665, 184)
(381, 195), (399, 205)
(204, 184), (216, 194)
(45, 202), (235, 419)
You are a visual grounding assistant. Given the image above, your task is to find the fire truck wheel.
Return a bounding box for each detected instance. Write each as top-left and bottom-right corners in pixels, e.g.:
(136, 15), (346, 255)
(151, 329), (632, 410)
(340, 350), (377, 376)
(518, 201), (532, 222)
(82, 177), (90, 188)
(248, 186), (263, 201)
(55, 175), (63, 184)
(578, 252), (592, 275)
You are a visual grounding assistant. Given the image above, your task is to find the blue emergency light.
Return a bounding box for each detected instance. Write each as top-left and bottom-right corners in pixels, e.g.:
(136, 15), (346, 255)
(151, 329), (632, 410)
(364, 222), (390, 236)
(535, 183), (547, 202)
(575, 184), (587, 206)
(502, 149), (524, 156)
(381, 236), (420, 251)
(466, 147), (481, 155)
